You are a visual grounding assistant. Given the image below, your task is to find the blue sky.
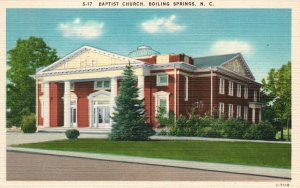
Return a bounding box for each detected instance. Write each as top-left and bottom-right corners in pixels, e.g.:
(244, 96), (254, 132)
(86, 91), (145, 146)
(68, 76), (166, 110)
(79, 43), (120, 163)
(7, 9), (291, 82)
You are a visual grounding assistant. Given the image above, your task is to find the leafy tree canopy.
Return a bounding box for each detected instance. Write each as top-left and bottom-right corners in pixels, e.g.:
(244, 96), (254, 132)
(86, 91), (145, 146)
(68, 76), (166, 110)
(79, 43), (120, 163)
(261, 62), (291, 125)
(7, 36), (59, 127)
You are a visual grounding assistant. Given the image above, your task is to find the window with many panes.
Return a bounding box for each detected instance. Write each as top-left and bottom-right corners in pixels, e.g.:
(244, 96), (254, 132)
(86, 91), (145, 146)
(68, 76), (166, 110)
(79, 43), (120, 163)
(236, 105), (241, 118)
(244, 106), (248, 120)
(156, 74), (168, 86)
(237, 84), (241, 97)
(228, 81), (234, 96)
(219, 78), (225, 94)
(244, 86), (248, 99)
(95, 80), (110, 89)
(228, 104), (233, 118)
(254, 90), (257, 102)
(219, 102), (224, 118)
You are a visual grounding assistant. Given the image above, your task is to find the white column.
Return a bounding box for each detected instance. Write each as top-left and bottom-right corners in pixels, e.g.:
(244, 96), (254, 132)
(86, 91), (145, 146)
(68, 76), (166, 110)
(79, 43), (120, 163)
(64, 81), (71, 128)
(137, 75), (145, 100)
(259, 109), (262, 122)
(252, 108), (256, 123)
(43, 82), (50, 128)
(110, 77), (118, 118)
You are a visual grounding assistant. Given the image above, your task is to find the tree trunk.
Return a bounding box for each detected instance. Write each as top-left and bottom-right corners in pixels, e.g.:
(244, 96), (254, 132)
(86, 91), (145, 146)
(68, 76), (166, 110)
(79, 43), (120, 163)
(281, 127), (284, 140)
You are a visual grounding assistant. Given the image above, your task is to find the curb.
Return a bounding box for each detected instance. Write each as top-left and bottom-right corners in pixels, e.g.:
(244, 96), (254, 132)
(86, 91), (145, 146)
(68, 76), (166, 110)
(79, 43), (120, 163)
(7, 147), (291, 179)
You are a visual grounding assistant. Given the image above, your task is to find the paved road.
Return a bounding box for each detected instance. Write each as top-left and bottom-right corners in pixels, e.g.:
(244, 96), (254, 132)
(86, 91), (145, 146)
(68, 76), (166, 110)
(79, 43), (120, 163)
(7, 151), (286, 181)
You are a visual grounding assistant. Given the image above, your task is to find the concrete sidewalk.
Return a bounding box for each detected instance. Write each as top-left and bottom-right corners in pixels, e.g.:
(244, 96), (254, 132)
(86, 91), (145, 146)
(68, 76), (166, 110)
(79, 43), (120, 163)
(7, 146), (291, 179)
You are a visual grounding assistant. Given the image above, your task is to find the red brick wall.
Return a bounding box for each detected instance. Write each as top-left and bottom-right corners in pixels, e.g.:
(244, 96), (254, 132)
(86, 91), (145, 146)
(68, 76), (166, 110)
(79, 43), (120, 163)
(214, 72), (261, 122)
(73, 82), (96, 128)
(144, 73), (175, 127)
(49, 82), (64, 127)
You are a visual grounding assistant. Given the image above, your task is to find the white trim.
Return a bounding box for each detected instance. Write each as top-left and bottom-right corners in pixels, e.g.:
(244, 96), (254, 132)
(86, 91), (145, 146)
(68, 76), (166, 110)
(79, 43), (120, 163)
(37, 45), (146, 74)
(220, 53), (255, 80)
(252, 108), (256, 123)
(94, 80), (111, 90)
(184, 76), (188, 101)
(137, 76), (145, 99)
(219, 102), (224, 118)
(63, 81), (71, 128)
(156, 74), (168, 86)
(254, 90), (257, 102)
(228, 80), (234, 96)
(237, 83), (241, 97)
(244, 106), (248, 120)
(219, 77), (225, 94)
(88, 90), (112, 128)
(70, 99), (77, 128)
(228, 104), (233, 118)
(244, 86), (248, 99)
(153, 91), (170, 116)
(110, 77), (117, 123)
(236, 105), (241, 119)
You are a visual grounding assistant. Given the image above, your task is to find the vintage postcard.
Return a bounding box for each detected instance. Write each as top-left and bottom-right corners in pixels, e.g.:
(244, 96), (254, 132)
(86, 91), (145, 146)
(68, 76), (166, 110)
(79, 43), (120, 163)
(0, 0), (299, 188)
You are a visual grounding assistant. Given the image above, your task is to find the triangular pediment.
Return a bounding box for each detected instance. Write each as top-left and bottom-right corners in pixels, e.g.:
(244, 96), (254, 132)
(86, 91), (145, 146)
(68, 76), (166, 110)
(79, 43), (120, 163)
(220, 54), (255, 80)
(37, 46), (144, 73)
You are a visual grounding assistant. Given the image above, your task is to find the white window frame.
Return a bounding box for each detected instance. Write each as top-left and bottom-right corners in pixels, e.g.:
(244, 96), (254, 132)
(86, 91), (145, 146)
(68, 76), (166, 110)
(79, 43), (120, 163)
(184, 76), (189, 101)
(219, 102), (224, 118)
(219, 78), (225, 94)
(244, 86), (248, 99)
(156, 74), (168, 86)
(153, 91), (170, 116)
(228, 104), (233, 118)
(237, 84), (241, 97)
(228, 81), (234, 96)
(254, 90), (257, 102)
(94, 80), (111, 90)
(236, 105), (241, 119)
(244, 106), (248, 120)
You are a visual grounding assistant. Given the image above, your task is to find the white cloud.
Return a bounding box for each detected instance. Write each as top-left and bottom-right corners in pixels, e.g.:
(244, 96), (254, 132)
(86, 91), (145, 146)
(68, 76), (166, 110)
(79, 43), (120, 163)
(58, 18), (104, 40)
(209, 40), (253, 55)
(141, 15), (185, 33)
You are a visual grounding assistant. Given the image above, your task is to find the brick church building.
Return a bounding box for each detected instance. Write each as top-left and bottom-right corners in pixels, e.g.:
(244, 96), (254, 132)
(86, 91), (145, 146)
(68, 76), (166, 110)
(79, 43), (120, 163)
(32, 45), (262, 131)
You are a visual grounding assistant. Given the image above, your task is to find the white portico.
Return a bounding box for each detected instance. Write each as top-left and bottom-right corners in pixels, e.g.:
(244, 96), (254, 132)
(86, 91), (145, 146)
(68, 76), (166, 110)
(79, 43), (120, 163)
(33, 46), (150, 129)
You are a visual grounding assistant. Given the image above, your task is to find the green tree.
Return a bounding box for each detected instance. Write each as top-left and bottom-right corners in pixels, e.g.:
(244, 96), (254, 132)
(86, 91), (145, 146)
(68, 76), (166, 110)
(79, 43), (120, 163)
(110, 65), (155, 140)
(261, 62), (291, 140)
(7, 36), (59, 127)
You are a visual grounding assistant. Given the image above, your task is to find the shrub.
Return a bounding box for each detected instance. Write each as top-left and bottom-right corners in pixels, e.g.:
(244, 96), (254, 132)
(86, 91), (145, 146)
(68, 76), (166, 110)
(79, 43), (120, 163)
(169, 115), (187, 136)
(244, 121), (276, 140)
(156, 108), (175, 128)
(65, 129), (80, 140)
(21, 113), (37, 133)
(157, 129), (168, 136)
(223, 118), (249, 139)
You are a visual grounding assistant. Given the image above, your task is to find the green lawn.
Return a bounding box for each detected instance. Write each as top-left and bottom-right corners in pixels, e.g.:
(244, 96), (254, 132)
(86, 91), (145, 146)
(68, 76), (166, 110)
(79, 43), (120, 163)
(14, 139), (291, 169)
